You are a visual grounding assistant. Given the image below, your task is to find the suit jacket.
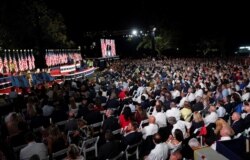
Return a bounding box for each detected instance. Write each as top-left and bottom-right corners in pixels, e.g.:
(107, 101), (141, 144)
(98, 140), (121, 160)
(231, 119), (245, 135)
(121, 131), (142, 150)
(102, 116), (120, 132)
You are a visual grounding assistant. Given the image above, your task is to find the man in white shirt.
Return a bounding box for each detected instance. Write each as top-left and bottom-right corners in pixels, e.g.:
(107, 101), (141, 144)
(172, 120), (191, 138)
(145, 133), (169, 160)
(20, 132), (48, 160)
(142, 116), (159, 139)
(154, 105), (167, 128)
(204, 105), (218, 125)
(166, 101), (181, 121)
(186, 87), (195, 102)
(194, 85), (203, 98)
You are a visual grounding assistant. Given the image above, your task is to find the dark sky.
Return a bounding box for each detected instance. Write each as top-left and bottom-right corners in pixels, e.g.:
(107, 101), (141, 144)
(45, 0), (250, 45)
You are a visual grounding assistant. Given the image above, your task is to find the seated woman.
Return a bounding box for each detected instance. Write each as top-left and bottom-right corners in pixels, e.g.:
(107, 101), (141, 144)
(119, 107), (133, 130)
(64, 144), (84, 160)
(189, 112), (204, 135)
(214, 118), (234, 138)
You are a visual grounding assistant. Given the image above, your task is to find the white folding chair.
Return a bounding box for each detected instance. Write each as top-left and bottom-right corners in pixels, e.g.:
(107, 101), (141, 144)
(51, 148), (68, 159)
(139, 119), (149, 129)
(125, 142), (140, 160)
(90, 121), (103, 136)
(55, 120), (68, 131)
(112, 129), (121, 135)
(79, 136), (99, 158)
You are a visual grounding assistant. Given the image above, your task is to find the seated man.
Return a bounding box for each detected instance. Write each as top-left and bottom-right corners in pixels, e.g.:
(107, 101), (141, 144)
(121, 121), (142, 150)
(145, 133), (169, 160)
(98, 130), (121, 160)
(141, 116), (159, 140)
(20, 132), (48, 160)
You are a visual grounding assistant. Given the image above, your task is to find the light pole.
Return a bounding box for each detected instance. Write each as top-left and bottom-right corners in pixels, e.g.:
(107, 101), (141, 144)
(151, 27), (156, 52)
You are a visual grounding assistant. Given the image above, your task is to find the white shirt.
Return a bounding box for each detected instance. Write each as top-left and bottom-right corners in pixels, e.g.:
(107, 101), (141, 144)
(204, 112), (218, 125)
(172, 120), (191, 138)
(145, 143), (169, 160)
(142, 123), (159, 139)
(135, 86), (145, 98)
(171, 90), (180, 99)
(242, 92), (250, 101)
(166, 108), (181, 121)
(155, 112), (167, 128)
(187, 93), (195, 102)
(216, 106), (226, 118)
(20, 142), (48, 160)
(195, 89), (203, 98)
(178, 97), (187, 108)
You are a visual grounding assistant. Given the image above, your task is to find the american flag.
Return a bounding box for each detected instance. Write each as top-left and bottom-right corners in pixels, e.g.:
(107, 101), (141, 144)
(13, 55), (19, 73)
(45, 52), (49, 67)
(31, 52), (35, 69)
(101, 39), (107, 57)
(111, 40), (116, 57)
(8, 53), (13, 70)
(20, 53), (25, 71)
(4, 54), (9, 73)
(28, 53), (32, 70)
(23, 52), (28, 71)
(0, 57), (3, 73)
(17, 53), (23, 71)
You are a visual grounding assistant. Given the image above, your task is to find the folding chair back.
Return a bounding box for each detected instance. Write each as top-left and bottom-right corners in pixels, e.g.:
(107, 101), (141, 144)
(80, 136), (99, 158)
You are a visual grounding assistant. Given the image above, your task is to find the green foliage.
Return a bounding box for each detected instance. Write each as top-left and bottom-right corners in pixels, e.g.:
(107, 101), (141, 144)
(136, 28), (173, 54)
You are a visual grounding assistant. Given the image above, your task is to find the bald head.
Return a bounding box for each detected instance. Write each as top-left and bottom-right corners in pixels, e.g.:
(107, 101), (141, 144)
(170, 150), (182, 160)
(149, 116), (156, 124)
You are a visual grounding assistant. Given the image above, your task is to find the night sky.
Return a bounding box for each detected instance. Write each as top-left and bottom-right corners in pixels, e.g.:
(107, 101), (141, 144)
(45, 0), (250, 45)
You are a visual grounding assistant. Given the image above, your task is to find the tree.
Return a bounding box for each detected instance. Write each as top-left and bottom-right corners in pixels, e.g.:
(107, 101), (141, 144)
(136, 28), (174, 55)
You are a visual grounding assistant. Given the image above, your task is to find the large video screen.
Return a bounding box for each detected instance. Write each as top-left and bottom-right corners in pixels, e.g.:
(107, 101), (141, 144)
(100, 39), (116, 58)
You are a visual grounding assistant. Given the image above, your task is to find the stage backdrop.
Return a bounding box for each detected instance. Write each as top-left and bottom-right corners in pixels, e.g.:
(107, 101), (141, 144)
(100, 39), (116, 58)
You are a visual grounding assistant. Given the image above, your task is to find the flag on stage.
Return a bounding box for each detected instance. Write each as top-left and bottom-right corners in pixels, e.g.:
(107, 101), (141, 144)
(0, 57), (3, 73)
(17, 53), (23, 71)
(13, 55), (19, 73)
(28, 53), (32, 70)
(3, 53), (9, 73)
(30, 52), (35, 69)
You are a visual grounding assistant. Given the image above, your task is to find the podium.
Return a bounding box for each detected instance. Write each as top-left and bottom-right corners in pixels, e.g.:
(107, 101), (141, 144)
(194, 147), (228, 160)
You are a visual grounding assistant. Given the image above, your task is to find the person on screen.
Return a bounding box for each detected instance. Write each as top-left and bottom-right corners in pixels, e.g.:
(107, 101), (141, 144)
(106, 44), (112, 57)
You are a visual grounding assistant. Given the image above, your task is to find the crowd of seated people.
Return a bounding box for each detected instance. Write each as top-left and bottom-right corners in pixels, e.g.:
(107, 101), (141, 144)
(0, 57), (250, 160)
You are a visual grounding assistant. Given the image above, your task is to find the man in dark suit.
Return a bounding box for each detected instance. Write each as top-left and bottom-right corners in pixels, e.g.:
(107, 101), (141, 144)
(98, 130), (121, 160)
(102, 109), (120, 133)
(85, 103), (102, 125)
(121, 121), (142, 150)
(106, 44), (112, 57)
(231, 112), (245, 135)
